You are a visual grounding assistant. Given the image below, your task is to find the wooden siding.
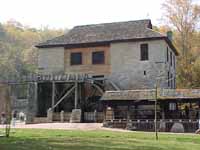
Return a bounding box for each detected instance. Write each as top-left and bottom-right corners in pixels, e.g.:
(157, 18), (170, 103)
(64, 46), (111, 75)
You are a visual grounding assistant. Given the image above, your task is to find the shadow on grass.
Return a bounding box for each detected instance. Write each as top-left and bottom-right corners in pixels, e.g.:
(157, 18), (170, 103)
(0, 135), (169, 150)
(0, 130), (200, 150)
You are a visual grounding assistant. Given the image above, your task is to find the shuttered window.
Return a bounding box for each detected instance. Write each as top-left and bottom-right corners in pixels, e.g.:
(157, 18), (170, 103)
(140, 44), (149, 61)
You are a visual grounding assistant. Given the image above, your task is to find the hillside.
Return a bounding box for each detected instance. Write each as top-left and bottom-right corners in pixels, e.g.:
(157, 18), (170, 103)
(0, 20), (64, 79)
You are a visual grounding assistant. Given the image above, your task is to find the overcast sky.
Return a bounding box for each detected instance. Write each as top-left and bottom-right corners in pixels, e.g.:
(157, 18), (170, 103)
(0, 0), (199, 29)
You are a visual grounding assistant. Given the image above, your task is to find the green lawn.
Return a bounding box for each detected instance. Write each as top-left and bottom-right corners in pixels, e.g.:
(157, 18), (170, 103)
(0, 129), (200, 150)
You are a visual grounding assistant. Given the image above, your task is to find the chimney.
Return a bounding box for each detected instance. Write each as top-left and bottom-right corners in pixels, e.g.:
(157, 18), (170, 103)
(167, 31), (173, 41)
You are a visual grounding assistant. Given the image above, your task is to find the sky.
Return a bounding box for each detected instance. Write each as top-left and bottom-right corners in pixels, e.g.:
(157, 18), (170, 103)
(0, 0), (199, 29)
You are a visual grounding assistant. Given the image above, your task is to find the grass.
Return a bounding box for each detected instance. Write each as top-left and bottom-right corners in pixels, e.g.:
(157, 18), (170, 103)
(0, 129), (200, 150)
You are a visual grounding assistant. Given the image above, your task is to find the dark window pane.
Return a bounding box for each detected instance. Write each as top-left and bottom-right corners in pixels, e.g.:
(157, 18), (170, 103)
(71, 52), (82, 65)
(170, 74), (173, 88)
(168, 72), (170, 87)
(92, 51), (104, 64)
(173, 55), (176, 69)
(140, 44), (149, 61)
(170, 51), (172, 66)
(144, 71), (146, 76)
(167, 47), (169, 62)
(174, 77), (176, 88)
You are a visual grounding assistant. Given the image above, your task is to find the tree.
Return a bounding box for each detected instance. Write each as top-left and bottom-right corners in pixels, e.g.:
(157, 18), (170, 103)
(0, 20), (64, 80)
(162, 0), (200, 88)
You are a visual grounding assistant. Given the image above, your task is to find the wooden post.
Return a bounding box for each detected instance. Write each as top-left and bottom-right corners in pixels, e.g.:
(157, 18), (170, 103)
(52, 82), (55, 112)
(34, 82), (38, 116)
(74, 82), (78, 109)
(127, 105), (130, 120)
(155, 84), (158, 140)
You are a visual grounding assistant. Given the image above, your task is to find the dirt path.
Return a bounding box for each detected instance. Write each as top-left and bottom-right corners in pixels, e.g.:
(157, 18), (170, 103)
(0, 123), (197, 135)
(0, 122), (130, 132)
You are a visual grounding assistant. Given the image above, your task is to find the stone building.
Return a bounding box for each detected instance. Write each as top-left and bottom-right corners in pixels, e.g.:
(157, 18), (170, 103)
(9, 19), (200, 132)
(36, 19), (178, 90)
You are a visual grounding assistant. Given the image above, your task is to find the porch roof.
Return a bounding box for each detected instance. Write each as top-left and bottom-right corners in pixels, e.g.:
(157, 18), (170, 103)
(101, 89), (200, 101)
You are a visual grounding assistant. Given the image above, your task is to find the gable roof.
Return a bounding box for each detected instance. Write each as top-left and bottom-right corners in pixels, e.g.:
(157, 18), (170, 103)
(36, 19), (178, 55)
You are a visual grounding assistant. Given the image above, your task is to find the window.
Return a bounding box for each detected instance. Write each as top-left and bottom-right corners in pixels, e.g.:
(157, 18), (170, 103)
(144, 71), (146, 76)
(173, 55), (176, 69)
(70, 52), (82, 65)
(168, 72), (170, 87)
(170, 51), (172, 66)
(167, 47), (169, 62)
(174, 77), (176, 89)
(92, 51), (105, 64)
(171, 74), (173, 89)
(140, 44), (149, 61)
(169, 103), (176, 111)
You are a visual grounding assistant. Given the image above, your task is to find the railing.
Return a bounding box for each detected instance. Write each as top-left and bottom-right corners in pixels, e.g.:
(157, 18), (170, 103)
(103, 119), (199, 132)
(84, 112), (104, 123)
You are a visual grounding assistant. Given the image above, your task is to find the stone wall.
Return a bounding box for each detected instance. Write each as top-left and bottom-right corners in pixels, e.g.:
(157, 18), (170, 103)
(37, 39), (176, 89)
(11, 97), (28, 115)
(38, 47), (64, 74)
(26, 83), (38, 124)
(108, 40), (176, 90)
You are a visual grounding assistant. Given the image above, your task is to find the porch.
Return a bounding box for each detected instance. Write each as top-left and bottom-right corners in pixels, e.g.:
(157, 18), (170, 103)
(101, 89), (200, 133)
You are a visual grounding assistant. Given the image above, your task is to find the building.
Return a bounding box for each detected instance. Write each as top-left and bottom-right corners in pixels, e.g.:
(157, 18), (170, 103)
(36, 19), (177, 90)
(9, 19), (200, 132)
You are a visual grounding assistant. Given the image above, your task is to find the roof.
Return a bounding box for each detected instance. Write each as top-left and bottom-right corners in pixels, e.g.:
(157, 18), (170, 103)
(36, 19), (178, 55)
(101, 89), (156, 101)
(101, 89), (200, 101)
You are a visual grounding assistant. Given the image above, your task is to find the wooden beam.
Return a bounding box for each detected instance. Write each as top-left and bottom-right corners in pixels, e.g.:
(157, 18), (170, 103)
(92, 83), (104, 95)
(107, 80), (120, 91)
(52, 85), (76, 109)
(52, 82), (55, 111)
(34, 82), (38, 115)
(74, 82), (78, 109)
